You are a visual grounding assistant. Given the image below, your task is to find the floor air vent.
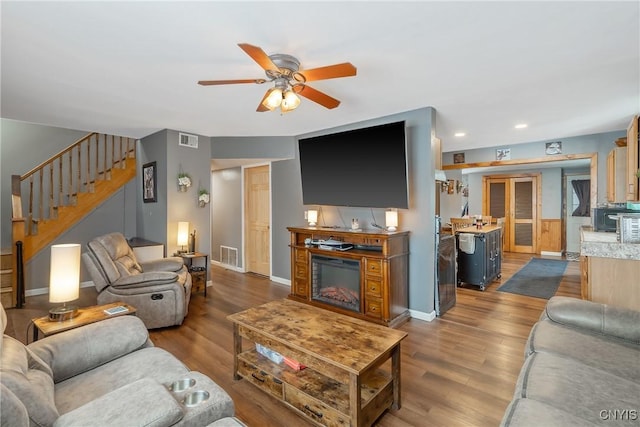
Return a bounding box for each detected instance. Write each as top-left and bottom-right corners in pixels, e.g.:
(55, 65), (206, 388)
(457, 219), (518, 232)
(220, 246), (238, 268)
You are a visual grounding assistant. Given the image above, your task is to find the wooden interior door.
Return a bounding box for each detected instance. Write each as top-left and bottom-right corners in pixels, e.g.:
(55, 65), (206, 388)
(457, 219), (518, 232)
(484, 174), (539, 253)
(486, 178), (510, 250)
(244, 165), (270, 276)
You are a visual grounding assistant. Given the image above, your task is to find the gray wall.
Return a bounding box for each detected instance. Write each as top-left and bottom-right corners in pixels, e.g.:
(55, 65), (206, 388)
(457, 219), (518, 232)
(138, 130), (168, 245)
(211, 167), (242, 265)
(212, 107), (439, 315)
(443, 130), (626, 216)
(212, 136), (296, 160)
(138, 129), (212, 257)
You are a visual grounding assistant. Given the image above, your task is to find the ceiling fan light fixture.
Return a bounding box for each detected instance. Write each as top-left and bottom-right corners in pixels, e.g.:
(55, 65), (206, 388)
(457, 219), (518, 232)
(262, 88), (283, 110)
(281, 90), (301, 112)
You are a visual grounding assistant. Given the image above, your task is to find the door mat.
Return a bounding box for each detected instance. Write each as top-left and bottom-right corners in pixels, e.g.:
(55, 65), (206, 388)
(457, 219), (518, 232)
(497, 258), (568, 299)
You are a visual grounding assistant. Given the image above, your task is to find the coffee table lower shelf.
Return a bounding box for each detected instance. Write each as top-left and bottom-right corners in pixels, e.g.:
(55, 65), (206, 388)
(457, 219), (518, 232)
(237, 349), (393, 427)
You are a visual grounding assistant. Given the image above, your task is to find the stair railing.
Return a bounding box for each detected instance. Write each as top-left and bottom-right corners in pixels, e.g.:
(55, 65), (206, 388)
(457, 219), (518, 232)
(15, 133), (136, 236)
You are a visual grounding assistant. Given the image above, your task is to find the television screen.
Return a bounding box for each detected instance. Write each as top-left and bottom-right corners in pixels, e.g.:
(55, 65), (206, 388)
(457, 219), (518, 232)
(298, 121), (409, 209)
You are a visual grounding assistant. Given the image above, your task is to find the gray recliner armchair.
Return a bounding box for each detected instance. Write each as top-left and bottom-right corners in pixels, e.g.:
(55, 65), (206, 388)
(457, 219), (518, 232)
(83, 232), (192, 329)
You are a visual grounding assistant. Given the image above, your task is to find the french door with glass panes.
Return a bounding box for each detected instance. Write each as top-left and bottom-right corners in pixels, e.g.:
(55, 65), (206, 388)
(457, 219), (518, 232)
(483, 174), (540, 253)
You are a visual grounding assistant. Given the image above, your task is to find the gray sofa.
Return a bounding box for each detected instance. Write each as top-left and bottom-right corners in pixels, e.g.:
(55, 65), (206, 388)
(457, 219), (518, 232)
(501, 296), (640, 426)
(0, 302), (237, 427)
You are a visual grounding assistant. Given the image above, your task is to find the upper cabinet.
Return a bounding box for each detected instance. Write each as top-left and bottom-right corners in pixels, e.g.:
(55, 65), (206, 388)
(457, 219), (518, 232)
(626, 115), (639, 201)
(607, 146), (627, 203)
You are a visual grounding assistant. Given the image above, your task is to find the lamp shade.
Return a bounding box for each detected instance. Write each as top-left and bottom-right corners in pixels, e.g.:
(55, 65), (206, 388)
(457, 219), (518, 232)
(281, 90), (301, 113)
(385, 209), (398, 231)
(263, 88), (283, 110)
(307, 209), (318, 226)
(177, 222), (189, 246)
(49, 244), (81, 303)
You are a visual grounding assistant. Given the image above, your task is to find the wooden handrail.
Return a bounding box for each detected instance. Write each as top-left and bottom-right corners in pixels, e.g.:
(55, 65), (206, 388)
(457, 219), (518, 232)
(13, 131), (136, 237)
(21, 132), (97, 180)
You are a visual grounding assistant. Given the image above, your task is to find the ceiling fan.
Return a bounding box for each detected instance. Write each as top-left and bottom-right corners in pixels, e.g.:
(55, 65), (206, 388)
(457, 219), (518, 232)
(198, 43), (357, 113)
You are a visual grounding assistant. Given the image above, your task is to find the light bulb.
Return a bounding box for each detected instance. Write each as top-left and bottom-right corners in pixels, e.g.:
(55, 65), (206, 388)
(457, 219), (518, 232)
(281, 90), (301, 112)
(263, 88), (283, 110)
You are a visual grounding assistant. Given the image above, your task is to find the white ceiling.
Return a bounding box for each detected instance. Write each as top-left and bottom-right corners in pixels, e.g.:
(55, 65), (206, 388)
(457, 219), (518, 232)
(1, 1), (638, 153)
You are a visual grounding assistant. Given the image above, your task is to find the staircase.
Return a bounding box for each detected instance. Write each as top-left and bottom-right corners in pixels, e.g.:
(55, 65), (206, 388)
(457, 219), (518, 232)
(9, 132), (137, 307)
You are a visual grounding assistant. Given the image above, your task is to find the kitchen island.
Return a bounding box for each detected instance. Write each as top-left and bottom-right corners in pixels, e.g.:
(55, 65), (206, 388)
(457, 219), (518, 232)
(580, 228), (640, 310)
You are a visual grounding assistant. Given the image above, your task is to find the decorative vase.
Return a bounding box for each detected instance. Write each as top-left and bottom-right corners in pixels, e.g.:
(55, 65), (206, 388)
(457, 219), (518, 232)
(179, 184), (187, 192)
(199, 200), (206, 208)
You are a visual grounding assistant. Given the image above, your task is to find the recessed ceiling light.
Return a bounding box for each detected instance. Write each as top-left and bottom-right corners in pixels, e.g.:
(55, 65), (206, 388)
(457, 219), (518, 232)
(454, 132), (466, 137)
(515, 123), (528, 129)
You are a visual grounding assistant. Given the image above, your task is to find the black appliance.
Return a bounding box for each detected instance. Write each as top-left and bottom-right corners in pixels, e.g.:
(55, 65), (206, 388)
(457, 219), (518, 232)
(435, 216), (457, 316)
(592, 207), (636, 232)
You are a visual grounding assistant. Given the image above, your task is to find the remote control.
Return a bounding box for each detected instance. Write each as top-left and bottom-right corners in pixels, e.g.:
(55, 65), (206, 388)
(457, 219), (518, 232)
(104, 305), (128, 315)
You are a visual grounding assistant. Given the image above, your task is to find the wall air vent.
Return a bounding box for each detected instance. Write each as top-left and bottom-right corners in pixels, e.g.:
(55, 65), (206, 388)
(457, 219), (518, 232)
(179, 132), (198, 149)
(220, 246), (238, 268)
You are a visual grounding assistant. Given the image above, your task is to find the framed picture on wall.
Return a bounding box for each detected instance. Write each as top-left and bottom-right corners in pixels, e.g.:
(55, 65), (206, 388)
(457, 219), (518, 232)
(453, 152), (465, 164)
(142, 161), (157, 203)
(496, 148), (511, 161)
(545, 141), (562, 155)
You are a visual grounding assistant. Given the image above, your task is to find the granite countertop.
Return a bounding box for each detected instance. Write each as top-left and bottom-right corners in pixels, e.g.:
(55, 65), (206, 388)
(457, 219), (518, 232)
(580, 230), (640, 261)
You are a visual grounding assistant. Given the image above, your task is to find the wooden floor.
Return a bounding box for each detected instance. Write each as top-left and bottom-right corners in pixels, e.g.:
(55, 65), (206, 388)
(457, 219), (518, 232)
(5, 252), (581, 427)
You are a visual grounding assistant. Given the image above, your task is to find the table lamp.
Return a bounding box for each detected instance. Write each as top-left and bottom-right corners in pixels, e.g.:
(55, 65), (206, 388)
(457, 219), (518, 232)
(385, 209), (398, 232)
(307, 210), (318, 227)
(48, 243), (81, 321)
(177, 221), (189, 254)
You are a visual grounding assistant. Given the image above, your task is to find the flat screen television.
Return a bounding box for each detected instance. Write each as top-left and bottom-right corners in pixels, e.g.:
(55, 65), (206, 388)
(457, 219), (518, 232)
(298, 121), (409, 209)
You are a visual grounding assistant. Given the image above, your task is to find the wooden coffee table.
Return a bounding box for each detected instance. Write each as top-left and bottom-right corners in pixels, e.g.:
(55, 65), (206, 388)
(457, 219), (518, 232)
(227, 299), (407, 427)
(32, 301), (136, 342)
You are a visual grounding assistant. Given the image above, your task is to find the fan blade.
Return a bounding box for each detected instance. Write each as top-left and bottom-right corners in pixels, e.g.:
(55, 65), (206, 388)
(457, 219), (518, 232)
(238, 43), (278, 71)
(294, 85), (341, 109)
(256, 89), (271, 112)
(198, 79), (265, 86)
(298, 63), (357, 82)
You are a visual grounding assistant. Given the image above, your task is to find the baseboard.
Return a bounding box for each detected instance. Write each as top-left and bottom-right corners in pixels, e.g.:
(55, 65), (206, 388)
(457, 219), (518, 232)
(270, 276), (291, 287)
(409, 309), (436, 322)
(25, 281), (94, 297)
(210, 259), (245, 273)
(540, 251), (563, 257)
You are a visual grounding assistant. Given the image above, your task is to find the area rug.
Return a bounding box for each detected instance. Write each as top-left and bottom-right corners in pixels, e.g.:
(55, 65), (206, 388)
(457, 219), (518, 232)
(497, 258), (568, 299)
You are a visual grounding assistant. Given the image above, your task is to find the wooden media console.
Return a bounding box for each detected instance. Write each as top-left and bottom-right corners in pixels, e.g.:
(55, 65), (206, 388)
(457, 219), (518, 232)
(287, 226), (410, 328)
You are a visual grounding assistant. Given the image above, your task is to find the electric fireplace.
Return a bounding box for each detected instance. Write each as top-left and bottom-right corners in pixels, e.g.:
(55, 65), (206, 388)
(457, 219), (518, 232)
(311, 255), (360, 312)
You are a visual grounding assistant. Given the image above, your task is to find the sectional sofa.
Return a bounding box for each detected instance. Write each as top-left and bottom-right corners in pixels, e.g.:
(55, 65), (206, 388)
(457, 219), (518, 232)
(501, 296), (640, 426)
(0, 303), (241, 427)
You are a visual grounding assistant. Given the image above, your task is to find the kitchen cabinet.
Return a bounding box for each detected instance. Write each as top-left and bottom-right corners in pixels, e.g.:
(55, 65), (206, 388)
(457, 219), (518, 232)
(580, 229), (640, 310)
(607, 147), (627, 203)
(626, 115), (639, 201)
